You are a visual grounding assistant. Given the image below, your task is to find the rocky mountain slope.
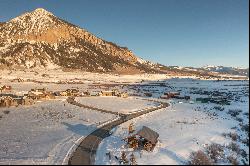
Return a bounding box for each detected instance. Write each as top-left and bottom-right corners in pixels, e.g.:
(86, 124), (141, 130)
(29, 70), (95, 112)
(0, 8), (158, 74)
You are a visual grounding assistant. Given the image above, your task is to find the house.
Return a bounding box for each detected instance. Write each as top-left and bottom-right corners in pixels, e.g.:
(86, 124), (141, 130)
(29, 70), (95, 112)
(196, 97), (210, 103)
(20, 97), (34, 105)
(0, 96), (17, 107)
(44, 93), (56, 100)
(126, 126), (159, 152)
(144, 93), (152, 97)
(27, 88), (55, 100)
(80, 91), (90, 97)
(0, 85), (12, 92)
(136, 126), (159, 151)
(90, 91), (101, 96)
(101, 91), (113, 96)
(164, 92), (180, 97)
(31, 88), (46, 93)
(53, 91), (61, 96)
(28, 91), (44, 100)
(14, 96), (34, 105)
(0, 95), (34, 107)
(60, 91), (68, 96)
(65, 89), (80, 96)
(172, 95), (191, 100)
(118, 92), (128, 98)
(160, 95), (170, 99)
(112, 89), (119, 96)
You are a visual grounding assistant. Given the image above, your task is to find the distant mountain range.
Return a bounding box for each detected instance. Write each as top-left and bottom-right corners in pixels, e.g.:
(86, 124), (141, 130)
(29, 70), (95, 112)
(0, 8), (248, 78)
(168, 66), (249, 77)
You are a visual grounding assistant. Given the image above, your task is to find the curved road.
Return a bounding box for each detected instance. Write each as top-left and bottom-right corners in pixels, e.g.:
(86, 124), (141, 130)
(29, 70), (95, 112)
(67, 97), (169, 165)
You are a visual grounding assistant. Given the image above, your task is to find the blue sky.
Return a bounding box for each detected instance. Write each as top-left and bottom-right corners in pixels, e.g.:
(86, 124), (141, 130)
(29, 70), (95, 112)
(0, 0), (249, 68)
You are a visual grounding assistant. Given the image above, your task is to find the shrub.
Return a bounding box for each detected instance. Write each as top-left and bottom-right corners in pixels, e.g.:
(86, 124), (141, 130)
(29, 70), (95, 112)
(236, 117), (243, 123)
(189, 150), (213, 165)
(240, 149), (248, 159)
(243, 112), (249, 116)
(227, 142), (240, 153)
(228, 132), (239, 141)
(241, 138), (249, 147)
(206, 143), (224, 162)
(228, 109), (242, 117)
(241, 124), (249, 133)
(3, 110), (10, 114)
(227, 155), (239, 165)
(214, 106), (224, 111)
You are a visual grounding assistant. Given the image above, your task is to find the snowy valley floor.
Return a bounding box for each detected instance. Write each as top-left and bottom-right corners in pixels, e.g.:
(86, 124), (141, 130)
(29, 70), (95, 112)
(0, 70), (249, 165)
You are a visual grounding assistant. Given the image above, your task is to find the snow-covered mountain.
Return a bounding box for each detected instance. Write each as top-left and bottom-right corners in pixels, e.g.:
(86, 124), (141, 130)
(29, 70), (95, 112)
(167, 65), (249, 77)
(201, 66), (249, 76)
(0, 8), (158, 73)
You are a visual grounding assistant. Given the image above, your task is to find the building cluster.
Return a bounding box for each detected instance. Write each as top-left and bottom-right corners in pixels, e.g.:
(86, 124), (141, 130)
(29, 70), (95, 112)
(0, 85), (129, 108)
(0, 94), (34, 107)
(53, 89), (128, 98)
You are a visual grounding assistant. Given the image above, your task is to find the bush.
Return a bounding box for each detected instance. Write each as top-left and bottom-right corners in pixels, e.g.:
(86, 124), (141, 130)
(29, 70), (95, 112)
(241, 124), (249, 133)
(228, 132), (239, 141)
(227, 142), (240, 153)
(227, 155), (239, 165)
(228, 109), (242, 117)
(189, 150), (213, 165)
(3, 110), (10, 114)
(241, 138), (249, 147)
(214, 106), (224, 111)
(206, 143), (224, 162)
(240, 149), (248, 159)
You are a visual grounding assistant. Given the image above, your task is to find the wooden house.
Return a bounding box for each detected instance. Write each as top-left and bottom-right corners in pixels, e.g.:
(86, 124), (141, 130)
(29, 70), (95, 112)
(126, 126), (159, 152)
(136, 126), (159, 151)
(65, 89), (80, 96)
(0, 96), (20, 107)
(60, 91), (68, 96)
(118, 92), (128, 98)
(28, 91), (44, 100)
(101, 91), (113, 96)
(144, 93), (152, 97)
(0, 85), (12, 92)
(160, 95), (170, 99)
(28, 88), (55, 100)
(112, 89), (119, 96)
(90, 91), (101, 96)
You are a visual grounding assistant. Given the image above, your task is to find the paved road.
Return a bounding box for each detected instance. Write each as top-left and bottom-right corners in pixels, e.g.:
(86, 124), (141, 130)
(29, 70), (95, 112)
(67, 97), (169, 165)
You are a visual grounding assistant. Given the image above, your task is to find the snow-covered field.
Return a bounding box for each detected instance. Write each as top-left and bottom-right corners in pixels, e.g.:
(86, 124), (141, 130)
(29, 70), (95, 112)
(75, 97), (159, 114)
(0, 99), (117, 165)
(95, 80), (249, 165)
(0, 70), (249, 165)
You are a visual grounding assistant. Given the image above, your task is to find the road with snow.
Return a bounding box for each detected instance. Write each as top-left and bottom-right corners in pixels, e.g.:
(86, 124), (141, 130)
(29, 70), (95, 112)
(67, 97), (169, 165)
